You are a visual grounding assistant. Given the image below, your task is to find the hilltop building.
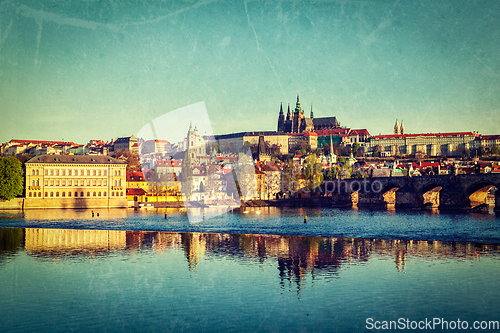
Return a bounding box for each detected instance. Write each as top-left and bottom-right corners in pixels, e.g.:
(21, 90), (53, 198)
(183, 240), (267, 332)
(368, 132), (478, 157)
(277, 94), (341, 134)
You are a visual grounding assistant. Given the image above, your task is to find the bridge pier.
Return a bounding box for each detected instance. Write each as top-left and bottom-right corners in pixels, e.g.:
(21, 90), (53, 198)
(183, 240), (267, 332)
(395, 186), (421, 209)
(438, 188), (470, 211)
(495, 192), (500, 213)
(357, 192), (389, 208)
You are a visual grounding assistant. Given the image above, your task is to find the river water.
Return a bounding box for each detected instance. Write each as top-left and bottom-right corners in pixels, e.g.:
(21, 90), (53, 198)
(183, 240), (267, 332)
(1, 207), (500, 332)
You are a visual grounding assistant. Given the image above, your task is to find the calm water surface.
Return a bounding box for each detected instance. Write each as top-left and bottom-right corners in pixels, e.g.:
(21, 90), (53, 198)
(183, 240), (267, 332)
(1, 208), (500, 332)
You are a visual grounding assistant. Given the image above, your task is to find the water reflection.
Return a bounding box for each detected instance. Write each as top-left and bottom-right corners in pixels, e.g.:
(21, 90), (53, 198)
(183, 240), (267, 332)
(9, 228), (499, 291)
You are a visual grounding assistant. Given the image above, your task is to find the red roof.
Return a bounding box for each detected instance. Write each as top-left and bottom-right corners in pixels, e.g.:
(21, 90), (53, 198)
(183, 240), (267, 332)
(126, 188), (147, 196)
(126, 171), (146, 182)
(480, 135), (500, 140)
(372, 132), (476, 139)
(9, 139), (79, 146)
(349, 129), (370, 136)
(314, 129), (350, 136)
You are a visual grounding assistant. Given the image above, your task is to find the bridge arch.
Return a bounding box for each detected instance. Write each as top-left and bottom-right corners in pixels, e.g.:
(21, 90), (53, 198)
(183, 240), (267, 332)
(466, 181), (499, 209)
(419, 183), (443, 208)
(381, 183), (400, 205)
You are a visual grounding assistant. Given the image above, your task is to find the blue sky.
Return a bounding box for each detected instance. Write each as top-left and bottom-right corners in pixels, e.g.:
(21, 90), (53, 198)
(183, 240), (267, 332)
(1, 0), (499, 144)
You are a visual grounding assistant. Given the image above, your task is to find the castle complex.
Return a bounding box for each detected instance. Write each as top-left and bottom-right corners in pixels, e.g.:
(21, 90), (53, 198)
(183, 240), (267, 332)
(277, 94), (341, 133)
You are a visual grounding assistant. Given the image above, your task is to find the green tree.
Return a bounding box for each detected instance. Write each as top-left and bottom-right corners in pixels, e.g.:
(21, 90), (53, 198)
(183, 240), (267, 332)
(491, 145), (500, 156)
(303, 155), (324, 191)
(181, 152), (193, 200)
(352, 142), (360, 154)
(351, 169), (363, 178)
(0, 157), (24, 201)
(323, 143), (330, 156)
(113, 149), (142, 172)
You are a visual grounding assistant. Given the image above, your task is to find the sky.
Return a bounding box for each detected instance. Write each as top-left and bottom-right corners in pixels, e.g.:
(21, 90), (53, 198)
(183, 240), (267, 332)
(1, 0), (499, 145)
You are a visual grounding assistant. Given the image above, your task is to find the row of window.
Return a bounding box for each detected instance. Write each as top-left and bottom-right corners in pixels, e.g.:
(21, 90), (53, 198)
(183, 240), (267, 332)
(28, 191), (124, 198)
(37, 179), (123, 187)
(31, 169), (124, 176)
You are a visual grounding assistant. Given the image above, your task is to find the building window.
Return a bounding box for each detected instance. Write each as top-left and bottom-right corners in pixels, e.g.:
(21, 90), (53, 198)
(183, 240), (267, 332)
(118, 170), (121, 176)
(62, 192), (65, 197)
(112, 192), (114, 196)
(98, 180), (102, 186)
(45, 180), (48, 186)
(68, 192), (71, 197)
(80, 170), (83, 176)
(93, 180), (96, 186)
(103, 170), (107, 176)
(98, 192), (101, 196)
(55, 170), (59, 176)
(98, 170), (102, 176)
(38, 192), (41, 197)
(56, 180), (59, 186)
(45, 170), (48, 175)
(50, 180), (54, 186)
(50, 170), (54, 176)
(68, 170), (72, 176)
(114, 170), (117, 176)
(103, 192), (107, 196)
(62, 170), (65, 176)
(68, 180), (72, 186)
(50, 192), (54, 197)
(29, 192), (32, 197)
(93, 192), (96, 197)
(87, 180), (90, 186)
(31, 180), (35, 186)
(80, 180), (84, 186)
(62, 180), (66, 186)
(103, 180), (107, 186)
(56, 192), (59, 197)
(32, 170), (35, 175)
(74, 192), (78, 197)
(87, 192), (90, 197)
(120, 192), (123, 196)
(93, 170), (96, 176)
(87, 170), (90, 176)
(80, 192), (84, 197)
(36, 170), (39, 176)
(45, 192), (48, 197)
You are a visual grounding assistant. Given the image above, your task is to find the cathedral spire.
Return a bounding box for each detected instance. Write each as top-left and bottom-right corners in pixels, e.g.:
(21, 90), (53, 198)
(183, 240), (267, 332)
(295, 93), (301, 113)
(394, 119), (400, 135)
(279, 102), (283, 115)
(286, 103), (291, 121)
(400, 120), (405, 135)
(310, 103), (314, 119)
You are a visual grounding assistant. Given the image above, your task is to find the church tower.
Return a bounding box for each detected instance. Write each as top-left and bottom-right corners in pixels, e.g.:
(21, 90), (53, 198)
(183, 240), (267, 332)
(394, 120), (400, 135)
(277, 103), (285, 132)
(310, 104), (314, 119)
(400, 121), (405, 135)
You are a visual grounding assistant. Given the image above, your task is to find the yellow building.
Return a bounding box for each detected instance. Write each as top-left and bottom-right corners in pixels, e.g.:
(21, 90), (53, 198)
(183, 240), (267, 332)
(25, 155), (127, 209)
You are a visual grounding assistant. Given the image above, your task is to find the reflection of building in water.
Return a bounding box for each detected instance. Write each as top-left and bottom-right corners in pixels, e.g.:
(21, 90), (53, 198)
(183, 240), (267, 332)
(25, 228), (126, 255)
(181, 233), (206, 271)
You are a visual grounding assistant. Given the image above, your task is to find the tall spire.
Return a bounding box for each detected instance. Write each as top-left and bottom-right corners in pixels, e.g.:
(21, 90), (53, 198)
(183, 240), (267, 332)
(286, 103), (291, 121)
(394, 119), (400, 135)
(310, 103), (314, 119)
(400, 121), (405, 135)
(295, 92), (302, 113)
(277, 103), (285, 132)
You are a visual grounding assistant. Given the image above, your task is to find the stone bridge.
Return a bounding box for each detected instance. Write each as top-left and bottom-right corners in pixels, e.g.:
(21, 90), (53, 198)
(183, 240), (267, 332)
(321, 173), (500, 211)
